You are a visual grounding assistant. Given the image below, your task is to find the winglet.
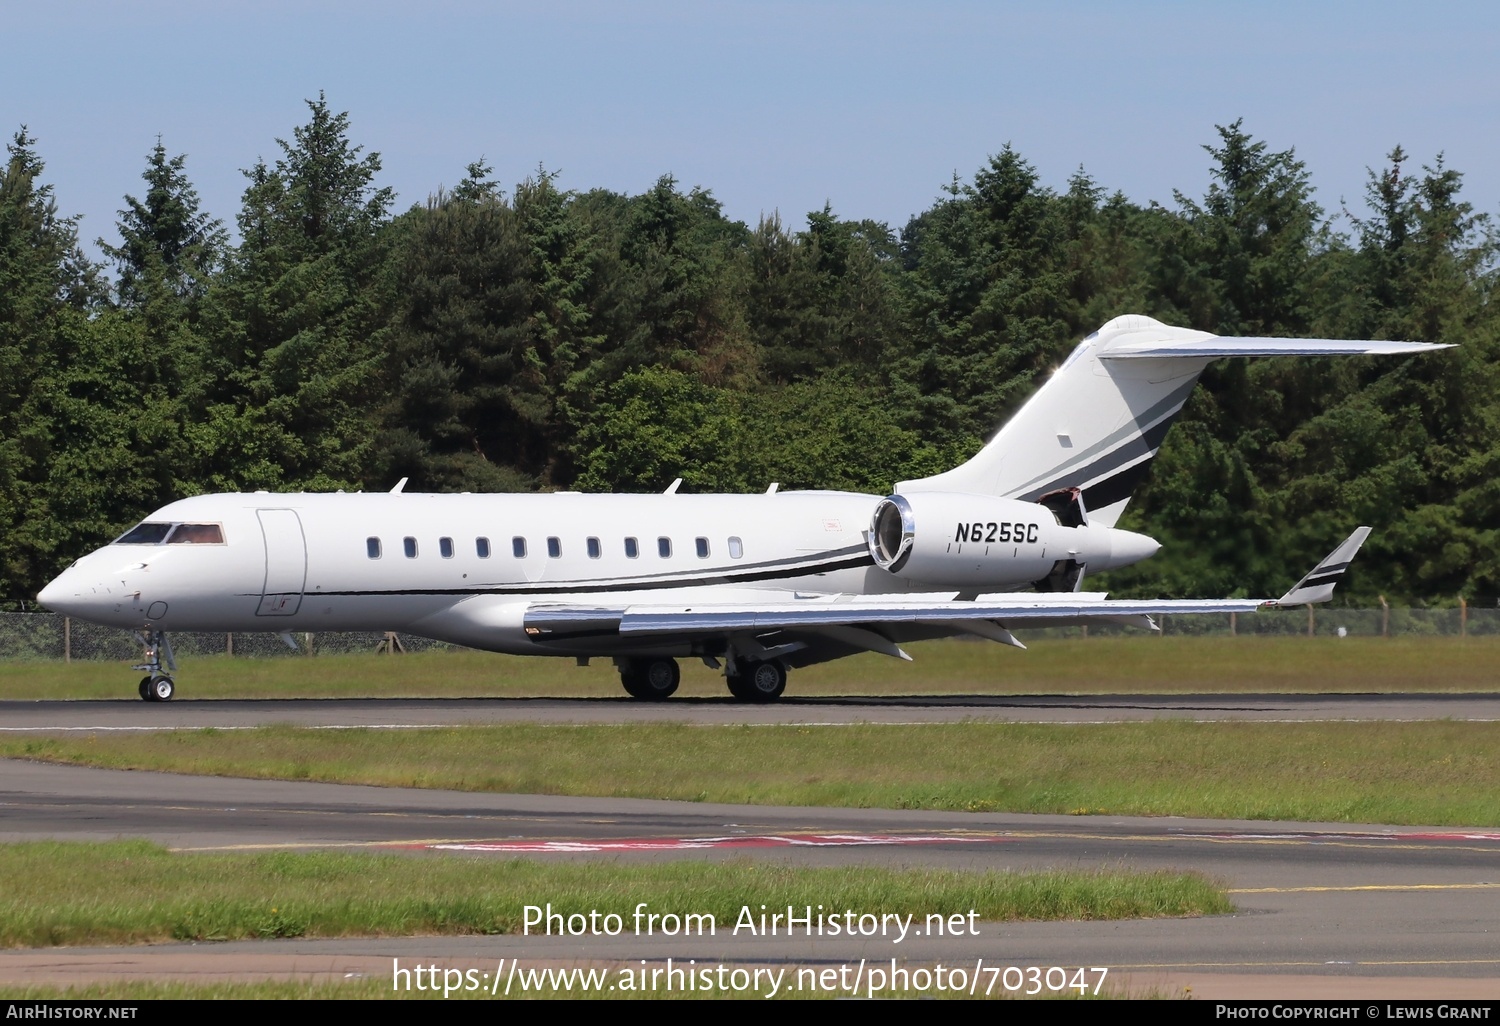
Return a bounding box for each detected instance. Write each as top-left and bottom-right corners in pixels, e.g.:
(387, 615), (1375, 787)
(1272, 527), (1372, 606)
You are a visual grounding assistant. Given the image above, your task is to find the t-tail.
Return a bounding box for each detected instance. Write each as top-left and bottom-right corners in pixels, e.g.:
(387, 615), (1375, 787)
(897, 315), (1449, 528)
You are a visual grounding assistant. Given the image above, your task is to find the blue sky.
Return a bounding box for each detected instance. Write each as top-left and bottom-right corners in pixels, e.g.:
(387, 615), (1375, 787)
(6, 1), (1498, 258)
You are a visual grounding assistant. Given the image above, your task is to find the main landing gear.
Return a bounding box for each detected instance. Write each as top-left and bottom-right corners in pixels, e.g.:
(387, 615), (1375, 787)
(133, 629), (176, 702)
(614, 654), (790, 703)
(725, 659), (786, 703)
(618, 657), (681, 700)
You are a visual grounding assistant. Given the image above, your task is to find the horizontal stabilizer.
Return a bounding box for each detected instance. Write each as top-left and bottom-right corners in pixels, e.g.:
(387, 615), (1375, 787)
(1103, 338), (1451, 360)
(1272, 527), (1372, 606)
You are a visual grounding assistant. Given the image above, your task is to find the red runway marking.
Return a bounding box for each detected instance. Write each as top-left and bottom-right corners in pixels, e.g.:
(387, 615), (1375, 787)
(412, 832), (1009, 854)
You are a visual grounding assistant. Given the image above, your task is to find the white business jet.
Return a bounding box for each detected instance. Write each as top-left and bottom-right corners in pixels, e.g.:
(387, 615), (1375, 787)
(37, 315), (1447, 703)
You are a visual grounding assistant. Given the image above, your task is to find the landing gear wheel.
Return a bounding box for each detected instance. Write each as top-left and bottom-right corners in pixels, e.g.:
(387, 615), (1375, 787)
(726, 660), (786, 703)
(620, 658), (679, 700)
(132, 629), (177, 702)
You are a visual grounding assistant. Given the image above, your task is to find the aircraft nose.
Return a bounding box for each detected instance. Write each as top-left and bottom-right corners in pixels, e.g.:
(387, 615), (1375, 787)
(36, 567), (103, 618)
(36, 576), (67, 612)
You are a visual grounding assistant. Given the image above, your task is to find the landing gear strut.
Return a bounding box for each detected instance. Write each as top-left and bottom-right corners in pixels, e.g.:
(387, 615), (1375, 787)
(619, 657), (680, 700)
(726, 659), (787, 703)
(132, 629), (176, 702)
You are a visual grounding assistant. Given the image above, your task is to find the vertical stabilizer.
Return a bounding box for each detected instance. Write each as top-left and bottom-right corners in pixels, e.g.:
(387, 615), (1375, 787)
(897, 315), (1447, 528)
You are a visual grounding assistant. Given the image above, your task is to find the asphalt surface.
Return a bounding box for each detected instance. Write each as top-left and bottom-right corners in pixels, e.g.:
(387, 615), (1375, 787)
(5, 691), (1500, 730)
(3, 758), (1499, 998)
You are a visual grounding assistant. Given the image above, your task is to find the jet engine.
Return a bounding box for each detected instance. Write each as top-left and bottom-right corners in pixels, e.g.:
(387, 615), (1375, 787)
(868, 492), (1160, 590)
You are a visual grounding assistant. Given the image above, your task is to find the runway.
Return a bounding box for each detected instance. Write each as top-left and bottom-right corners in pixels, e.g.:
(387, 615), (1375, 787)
(3, 760), (1499, 998)
(6, 691), (1500, 731)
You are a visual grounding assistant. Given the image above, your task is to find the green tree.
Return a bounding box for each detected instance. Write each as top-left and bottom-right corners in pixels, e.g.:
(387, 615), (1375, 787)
(99, 141), (225, 309)
(211, 93), (395, 489)
(571, 366), (747, 492)
(375, 179), (538, 492)
(746, 206), (901, 385)
(0, 129), (104, 602)
(895, 147), (1076, 444)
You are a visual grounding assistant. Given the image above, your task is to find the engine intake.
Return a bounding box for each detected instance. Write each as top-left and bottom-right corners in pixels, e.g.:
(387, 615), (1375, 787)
(870, 495), (916, 573)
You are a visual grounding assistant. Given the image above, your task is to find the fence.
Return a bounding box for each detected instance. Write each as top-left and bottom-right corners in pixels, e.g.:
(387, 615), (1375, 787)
(0, 606), (1496, 662)
(1035, 604), (1500, 639)
(0, 613), (456, 663)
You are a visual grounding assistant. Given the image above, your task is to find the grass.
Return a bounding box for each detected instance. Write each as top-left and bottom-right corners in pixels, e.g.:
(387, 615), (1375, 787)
(9, 635), (1500, 701)
(0, 841), (1230, 948)
(7, 719), (1500, 825)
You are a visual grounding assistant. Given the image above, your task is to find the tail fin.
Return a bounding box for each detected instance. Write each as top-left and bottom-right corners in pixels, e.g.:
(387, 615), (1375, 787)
(897, 315), (1448, 528)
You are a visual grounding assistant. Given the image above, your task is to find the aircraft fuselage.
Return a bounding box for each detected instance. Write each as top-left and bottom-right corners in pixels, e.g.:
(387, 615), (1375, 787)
(37, 489), (1154, 658)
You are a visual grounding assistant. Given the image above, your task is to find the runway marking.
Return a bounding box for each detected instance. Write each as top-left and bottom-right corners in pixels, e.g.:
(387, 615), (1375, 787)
(1178, 830), (1500, 843)
(417, 832), (1009, 854)
(1230, 883), (1500, 894)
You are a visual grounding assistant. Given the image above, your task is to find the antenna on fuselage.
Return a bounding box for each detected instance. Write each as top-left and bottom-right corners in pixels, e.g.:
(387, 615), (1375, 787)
(389, 477), (408, 494)
(663, 478), (682, 494)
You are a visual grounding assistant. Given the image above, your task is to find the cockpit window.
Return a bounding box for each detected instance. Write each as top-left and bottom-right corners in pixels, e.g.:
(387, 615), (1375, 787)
(167, 523), (225, 544)
(116, 522), (174, 544)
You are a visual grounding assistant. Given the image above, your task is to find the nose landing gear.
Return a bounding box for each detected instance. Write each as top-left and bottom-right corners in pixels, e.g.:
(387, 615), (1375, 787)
(132, 629), (176, 702)
(138, 675), (175, 702)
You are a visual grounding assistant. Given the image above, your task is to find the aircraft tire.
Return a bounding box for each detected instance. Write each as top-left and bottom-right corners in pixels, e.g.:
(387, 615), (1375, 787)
(621, 658), (679, 700)
(139, 677), (155, 702)
(733, 660), (786, 703)
(725, 673), (753, 702)
(148, 676), (175, 702)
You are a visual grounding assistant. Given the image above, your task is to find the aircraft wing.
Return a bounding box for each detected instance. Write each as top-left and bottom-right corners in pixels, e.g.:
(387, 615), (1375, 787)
(524, 529), (1371, 660)
(526, 593), (1261, 637)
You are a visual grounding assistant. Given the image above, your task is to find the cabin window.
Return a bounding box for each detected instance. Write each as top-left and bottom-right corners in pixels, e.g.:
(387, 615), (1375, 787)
(440, 537), (455, 559)
(367, 537), (382, 559)
(625, 537), (639, 558)
(728, 536), (744, 559)
(547, 536), (562, 558)
(658, 537), (672, 558)
(587, 537), (601, 559)
(695, 537), (710, 558)
(167, 523), (225, 544)
(512, 536), (527, 558)
(404, 537), (418, 558)
(116, 522), (173, 544)
(476, 537), (491, 558)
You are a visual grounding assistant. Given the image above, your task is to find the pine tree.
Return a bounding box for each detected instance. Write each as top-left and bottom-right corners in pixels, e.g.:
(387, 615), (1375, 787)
(100, 141), (225, 308)
(212, 94), (395, 489)
(0, 129), (103, 602)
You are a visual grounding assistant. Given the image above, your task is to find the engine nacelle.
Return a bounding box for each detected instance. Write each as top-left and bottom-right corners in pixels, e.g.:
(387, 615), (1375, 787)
(868, 492), (1160, 589)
